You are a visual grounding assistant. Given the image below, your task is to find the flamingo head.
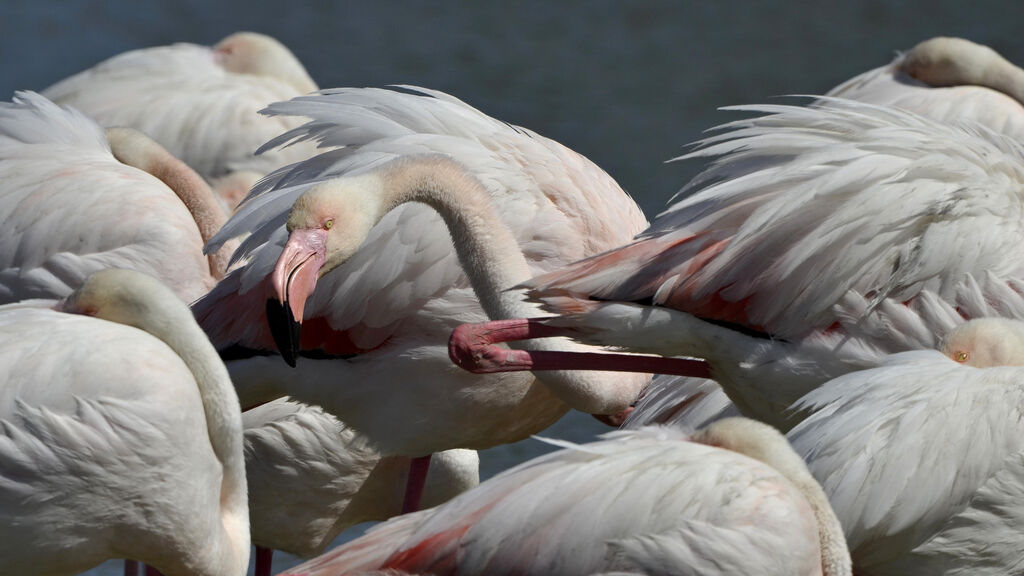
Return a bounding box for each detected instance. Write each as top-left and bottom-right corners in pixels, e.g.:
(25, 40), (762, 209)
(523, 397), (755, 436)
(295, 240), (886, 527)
(940, 317), (1024, 368)
(214, 32), (318, 94)
(268, 177), (385, 366)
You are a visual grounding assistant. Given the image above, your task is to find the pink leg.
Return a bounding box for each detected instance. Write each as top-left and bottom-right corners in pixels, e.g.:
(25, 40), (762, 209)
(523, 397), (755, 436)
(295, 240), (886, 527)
(402, 454), (432, 514)
(255, 545), (274, 576)
(449, 318), (712, 377)
(124, 560), (139, 576)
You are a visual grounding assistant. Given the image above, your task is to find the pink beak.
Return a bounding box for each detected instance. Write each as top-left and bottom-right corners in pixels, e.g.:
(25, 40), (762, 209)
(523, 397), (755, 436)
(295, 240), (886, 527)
(267, 228), (327, 366)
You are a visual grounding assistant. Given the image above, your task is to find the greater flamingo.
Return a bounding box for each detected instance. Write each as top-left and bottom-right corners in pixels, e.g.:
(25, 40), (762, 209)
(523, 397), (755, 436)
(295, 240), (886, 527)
(280, 417), (851, 576)
(787, 317), (1024, 574)
(559, 36), (1024, 432)
(0, 269), (249, 576)
(827, 36), (1024, 138)
(451, 95), (1024, 431)
(0, 91), (232, 303)
(41, 31), (320, 199)
(194, 87), (650, 463)
(244, 398), (479, 568)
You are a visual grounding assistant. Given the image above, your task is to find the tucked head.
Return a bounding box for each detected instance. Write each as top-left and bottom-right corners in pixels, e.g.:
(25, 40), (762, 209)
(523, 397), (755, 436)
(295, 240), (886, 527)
(59, 269), (180, 330)
(213, 31), (318, 94)
(940, 317), (1024, 367)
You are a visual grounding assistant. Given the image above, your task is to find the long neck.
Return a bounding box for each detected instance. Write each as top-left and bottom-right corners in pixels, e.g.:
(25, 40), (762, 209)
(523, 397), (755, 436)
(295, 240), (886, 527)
(138, 296), (251, 574)
(105, 128), (235, 278)
(375, 155), (646, 414)
(379, 156), (536, 321)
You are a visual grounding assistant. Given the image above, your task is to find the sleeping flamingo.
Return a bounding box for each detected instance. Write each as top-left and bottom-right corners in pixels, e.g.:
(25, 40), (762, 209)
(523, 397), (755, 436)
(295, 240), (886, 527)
(42, 31), (320, 202)
(0, 91), (232, 304)
(450, 95), (1024, 431)
(193, 85), (650, 516)
(781, 317), (1024, 574)
(0, 269), (249, 576)
(280, 417), (851, 576)
(244, 398), (479, 571)
(827, 36), (1024, 138)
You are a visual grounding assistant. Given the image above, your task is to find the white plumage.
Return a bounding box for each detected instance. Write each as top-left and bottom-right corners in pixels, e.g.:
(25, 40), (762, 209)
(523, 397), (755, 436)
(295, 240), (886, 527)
(523, 97), (1024, 429)
(0, 269), (248, 576)
(0, 92), (229, 304)
(194, 86), (649, 455)
(42, 32), (320, 185)
(243, 398), (479, 558)
(281, 419), (850, 576)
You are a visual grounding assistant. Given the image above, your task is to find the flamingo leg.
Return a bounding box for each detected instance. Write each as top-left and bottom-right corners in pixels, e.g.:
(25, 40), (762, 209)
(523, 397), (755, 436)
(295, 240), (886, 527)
(123, 560), (139, 576)
(402, 455), (432, 514)
(255, 545), (274, 576)
(449, 318), (712, 377)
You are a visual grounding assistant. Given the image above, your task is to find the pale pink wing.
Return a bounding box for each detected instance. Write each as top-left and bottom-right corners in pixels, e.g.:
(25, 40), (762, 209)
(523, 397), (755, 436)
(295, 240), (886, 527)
(198, 86), (646, 352)
(0, 92), (213, 303)
(528, 99), (1024, 338)
(283, 427), (821, 576)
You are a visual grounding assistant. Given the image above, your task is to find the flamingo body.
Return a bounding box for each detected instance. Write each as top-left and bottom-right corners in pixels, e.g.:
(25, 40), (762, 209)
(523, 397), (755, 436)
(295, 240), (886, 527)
(283, 420), (849, 576)
(42, 32), (319, 185)
(195, 86), (648, 454)
(243, 399), (479, 558)
(0, 92), (225, 303)
(0, 270), (248, 576)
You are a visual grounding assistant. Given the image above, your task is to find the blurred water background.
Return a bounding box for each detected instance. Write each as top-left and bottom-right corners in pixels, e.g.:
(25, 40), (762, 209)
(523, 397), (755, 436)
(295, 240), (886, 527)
(2, 1), (1023, 573)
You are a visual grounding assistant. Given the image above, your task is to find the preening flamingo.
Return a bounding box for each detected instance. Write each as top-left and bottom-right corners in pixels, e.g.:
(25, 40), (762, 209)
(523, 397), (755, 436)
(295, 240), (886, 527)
(42, 31), (320, 199)
(194, 86), (650, 462)
(0, 269), (248, 576)
(0, 91), (232, 304)
(281, 418), (851, 576)
(244, 398), (479, 563)
(507, 36), (1024, 432)
(451, 95), (1024, 431)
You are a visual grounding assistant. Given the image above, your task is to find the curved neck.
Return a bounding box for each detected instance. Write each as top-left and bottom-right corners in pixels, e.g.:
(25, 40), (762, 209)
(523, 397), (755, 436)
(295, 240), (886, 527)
(373, 155), (646, 414)
(902, 37), (1024, 105)
(105, 128), (234, 278)
(695, 419), (852, 576)
(379, 156), (535, 321)
(135, 296), (251, 573)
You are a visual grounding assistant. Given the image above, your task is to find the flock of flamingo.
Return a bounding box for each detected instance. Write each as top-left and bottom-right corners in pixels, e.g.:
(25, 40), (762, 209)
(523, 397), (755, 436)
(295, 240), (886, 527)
(0, 30), (1021, 576)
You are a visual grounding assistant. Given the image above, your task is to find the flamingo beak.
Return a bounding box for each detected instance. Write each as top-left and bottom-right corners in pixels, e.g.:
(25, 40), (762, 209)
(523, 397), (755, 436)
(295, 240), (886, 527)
(268, 228), (327, 366)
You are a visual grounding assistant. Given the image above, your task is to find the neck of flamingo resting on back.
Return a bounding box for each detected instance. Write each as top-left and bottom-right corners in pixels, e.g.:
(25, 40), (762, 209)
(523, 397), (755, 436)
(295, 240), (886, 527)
(123, 283), (250, 574)
(375, 156), (647, 415)
(106, 128), (235, 279)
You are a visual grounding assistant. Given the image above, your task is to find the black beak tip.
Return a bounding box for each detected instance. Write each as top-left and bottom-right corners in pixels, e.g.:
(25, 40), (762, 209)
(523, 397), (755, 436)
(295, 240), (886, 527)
(266, 298), (301, 367)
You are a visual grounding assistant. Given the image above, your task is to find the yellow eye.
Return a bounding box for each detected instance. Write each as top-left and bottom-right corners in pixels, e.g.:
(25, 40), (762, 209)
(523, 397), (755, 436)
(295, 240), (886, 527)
(954, 350), (969, 363)
(324, 219), (334, 230)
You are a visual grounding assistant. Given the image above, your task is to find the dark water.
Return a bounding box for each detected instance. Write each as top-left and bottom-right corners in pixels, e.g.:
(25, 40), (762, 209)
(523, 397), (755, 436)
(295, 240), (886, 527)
(2, 1), (1023, 573)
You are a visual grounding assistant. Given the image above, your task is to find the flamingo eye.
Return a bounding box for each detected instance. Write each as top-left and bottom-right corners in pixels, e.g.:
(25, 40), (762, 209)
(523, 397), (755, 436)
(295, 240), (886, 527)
(324, 219), (334, 230)
(954, 350), (969, 363)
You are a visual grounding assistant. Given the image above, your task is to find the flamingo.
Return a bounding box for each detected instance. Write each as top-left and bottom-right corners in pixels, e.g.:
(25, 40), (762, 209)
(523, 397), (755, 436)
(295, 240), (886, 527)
(528, 36), (1024, 432)
(243, 398), (479, 571)
(41, 31), (320, 201)
(279, 417), (851, 576)
(193, 86), (651, 465)
(450, 93), (1024, 431)
(779, 317), (1024, 575)
(0, 269), (248, 576)
(827, 36), (1024, 138)
(0, 91), (233, 304)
